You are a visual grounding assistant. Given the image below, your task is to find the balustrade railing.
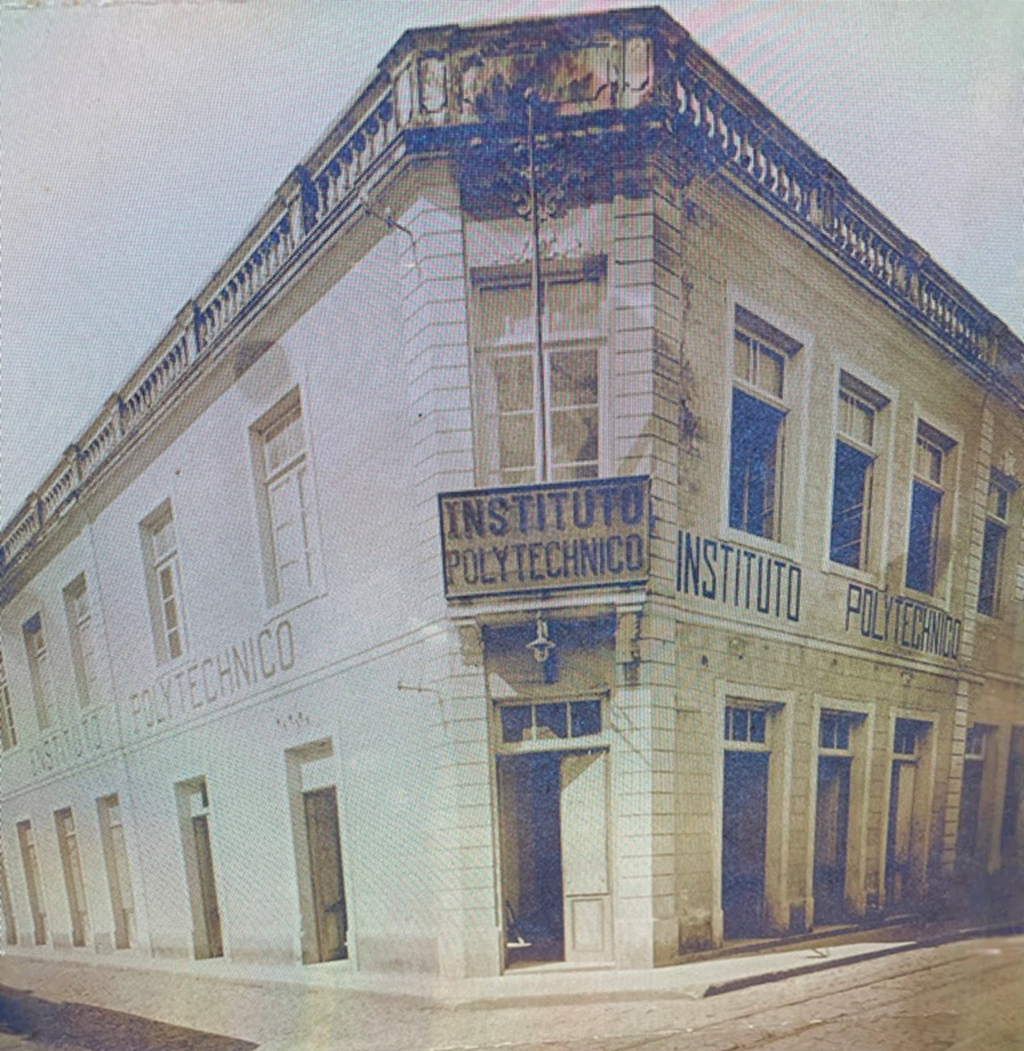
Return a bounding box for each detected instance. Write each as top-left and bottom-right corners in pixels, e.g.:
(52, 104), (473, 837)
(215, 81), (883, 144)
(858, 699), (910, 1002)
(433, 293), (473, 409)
(1, 27), (1018, 575)
(0, 71), (409, 572)
(673, 63), (990, 362)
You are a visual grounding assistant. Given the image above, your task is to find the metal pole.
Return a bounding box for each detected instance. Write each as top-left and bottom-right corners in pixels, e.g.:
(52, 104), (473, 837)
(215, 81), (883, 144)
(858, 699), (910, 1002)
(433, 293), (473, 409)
(526, 94), (548, 482)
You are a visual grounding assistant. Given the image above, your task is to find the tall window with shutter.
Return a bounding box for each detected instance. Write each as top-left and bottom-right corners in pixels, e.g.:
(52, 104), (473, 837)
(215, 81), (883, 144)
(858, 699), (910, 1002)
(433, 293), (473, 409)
(64, 575), (99, 706)
(472, 264), (605, 486)
(252, 390), (320, 608)
(0, 648), (17, 752)
(141, 501), (187, 664)
(23, 614), (56, 730)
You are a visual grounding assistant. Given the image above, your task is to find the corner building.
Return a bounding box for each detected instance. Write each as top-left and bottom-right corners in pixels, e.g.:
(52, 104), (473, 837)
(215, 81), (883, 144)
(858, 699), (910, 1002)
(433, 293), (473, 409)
(1, 9), (1022, 982)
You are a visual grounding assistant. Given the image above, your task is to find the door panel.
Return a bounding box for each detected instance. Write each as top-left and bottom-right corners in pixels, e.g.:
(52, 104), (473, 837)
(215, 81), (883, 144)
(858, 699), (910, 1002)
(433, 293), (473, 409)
(560, 750), (611, 963)
(722, 751), (769, 938)
(814, 756), (851, 924)
(886, 761), (916, 907)
(303, 787), (348, 962)
(956, 760), (983, 869)
(497, 753), (564, 964)
(192, 815), (223, 958)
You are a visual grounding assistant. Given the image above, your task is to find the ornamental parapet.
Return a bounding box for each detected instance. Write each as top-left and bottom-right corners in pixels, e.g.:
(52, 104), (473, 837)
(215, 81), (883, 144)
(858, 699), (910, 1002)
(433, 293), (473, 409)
(1, 8), (1020, 578)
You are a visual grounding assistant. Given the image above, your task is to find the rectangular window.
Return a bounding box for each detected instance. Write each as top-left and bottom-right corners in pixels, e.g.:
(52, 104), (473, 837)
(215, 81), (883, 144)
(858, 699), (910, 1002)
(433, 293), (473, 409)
(17, 820), (47, 946)
(830, 376), (887, 568)
(55, 808), (88, 948)
(978, 476), (1011, 616)
(724, 705), (767, 744)
(64, 575), (98, 707)
(819, 711), (854, 751)
(964, 723), (987, 759)
(499, 699), (603, 743)
(141, 502), (186, 663)
(0, 648), (17, 751)
(252, 391), (318, 608)
(472, 264), (605, 486)
(893, 718), (927, 757)
(906, 422), (954, 595)
(23, 613), (56, 730)
(729, 309), (800, 540)
(97, 794), (136, 949)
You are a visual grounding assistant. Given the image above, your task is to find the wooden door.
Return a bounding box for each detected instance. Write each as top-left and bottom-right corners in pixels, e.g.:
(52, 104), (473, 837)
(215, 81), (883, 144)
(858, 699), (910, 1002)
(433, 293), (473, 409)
(814, 756), (851, 924)
(886, 761), (916, 907)
(303, 787), (348, 962)
(560, 750), (611, 963)
(192, 814), (223, 958)
(722, 751), (769, 938)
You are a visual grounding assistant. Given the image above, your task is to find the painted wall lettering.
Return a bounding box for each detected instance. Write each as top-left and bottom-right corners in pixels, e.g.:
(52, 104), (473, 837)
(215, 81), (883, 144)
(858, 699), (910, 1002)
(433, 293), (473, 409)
(676, 531), (802, 622)
(844, 584), (961, 660)
(439, 477), (650, 599)
(29, 708), (106, 778)
(127, 619), (296, 736)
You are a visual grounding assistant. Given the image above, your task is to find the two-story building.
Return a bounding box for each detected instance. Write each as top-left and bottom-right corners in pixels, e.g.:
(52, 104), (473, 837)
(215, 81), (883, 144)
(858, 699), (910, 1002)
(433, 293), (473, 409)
(1, 8), (1021, 984)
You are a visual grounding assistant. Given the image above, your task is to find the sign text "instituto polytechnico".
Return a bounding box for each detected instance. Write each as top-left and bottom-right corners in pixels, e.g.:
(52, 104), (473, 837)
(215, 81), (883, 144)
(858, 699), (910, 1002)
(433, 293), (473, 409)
(439, 477), (650, 600)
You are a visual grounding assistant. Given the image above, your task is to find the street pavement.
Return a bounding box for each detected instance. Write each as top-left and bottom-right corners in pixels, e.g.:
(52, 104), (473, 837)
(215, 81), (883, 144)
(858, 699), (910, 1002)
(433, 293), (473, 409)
(1, 921), (1021, 1050)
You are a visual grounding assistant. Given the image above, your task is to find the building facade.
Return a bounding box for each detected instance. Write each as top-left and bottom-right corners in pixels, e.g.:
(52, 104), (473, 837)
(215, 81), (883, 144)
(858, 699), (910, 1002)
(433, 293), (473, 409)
(1, 9), (1022, 981)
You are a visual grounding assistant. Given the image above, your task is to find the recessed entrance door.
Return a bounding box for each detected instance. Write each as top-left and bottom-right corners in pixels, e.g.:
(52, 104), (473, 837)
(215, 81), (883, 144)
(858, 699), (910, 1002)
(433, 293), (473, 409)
(814, 756), (851, 924)
(303, 787), (348, 962)
(192, 813), (223, 959)
(560, 750), (611, 963)
(498, 749), (611, 967)
(955, 759), (983, 872)
(722, 750), (769, 938)
(886, 760), (916, 908)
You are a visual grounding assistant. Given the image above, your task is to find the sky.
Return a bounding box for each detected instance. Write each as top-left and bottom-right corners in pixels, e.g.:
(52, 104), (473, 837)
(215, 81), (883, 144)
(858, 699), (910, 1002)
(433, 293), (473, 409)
(1, 0), (1021, 522)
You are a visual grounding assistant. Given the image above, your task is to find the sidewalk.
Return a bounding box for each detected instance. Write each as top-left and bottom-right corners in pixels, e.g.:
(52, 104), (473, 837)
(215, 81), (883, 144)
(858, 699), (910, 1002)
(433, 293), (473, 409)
(1, 913), (1020, 1050)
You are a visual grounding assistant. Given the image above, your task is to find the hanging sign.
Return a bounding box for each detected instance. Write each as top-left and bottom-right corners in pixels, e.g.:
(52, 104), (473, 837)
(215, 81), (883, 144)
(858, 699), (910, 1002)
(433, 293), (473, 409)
(439, 476), (650, 599)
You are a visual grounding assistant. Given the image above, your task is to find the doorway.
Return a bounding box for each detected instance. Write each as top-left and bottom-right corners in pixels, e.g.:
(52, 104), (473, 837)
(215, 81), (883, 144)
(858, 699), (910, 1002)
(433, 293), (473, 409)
(97, 794), (136, 950)
(722, 751), (769, 938)
(497, 749), (610, 968)
(885, 718), (931, 910)
(192, 812), (223, 959)
(303, 787), (347, 962)
(886, 759), (916, 908)
(176, 778), (223, 960)
(813, 756), (851, 924)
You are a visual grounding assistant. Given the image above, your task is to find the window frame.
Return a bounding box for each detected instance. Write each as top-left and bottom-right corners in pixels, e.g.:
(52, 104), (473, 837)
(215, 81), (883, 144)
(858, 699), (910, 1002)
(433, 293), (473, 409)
(23, 612), (56, 730)
(63, 574), (99, 708)
(725, 304), (804, 548)
(724, 703), (770, 749)
(977, 472), (1014, 617)
(470, 259), (608, 487)
(905, 419), (958, 598)
(818, 710), (856, 753)
(251, 388), (323, 610)
(492, 693), (610, 755)
(828, 373), (890, 573)
(140, 500), (187, 665)
(0, 648), (18, 752)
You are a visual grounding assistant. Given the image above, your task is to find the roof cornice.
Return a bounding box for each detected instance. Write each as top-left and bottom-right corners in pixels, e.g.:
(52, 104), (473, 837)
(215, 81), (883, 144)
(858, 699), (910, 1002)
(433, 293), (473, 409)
(2, 7), (1020, 583)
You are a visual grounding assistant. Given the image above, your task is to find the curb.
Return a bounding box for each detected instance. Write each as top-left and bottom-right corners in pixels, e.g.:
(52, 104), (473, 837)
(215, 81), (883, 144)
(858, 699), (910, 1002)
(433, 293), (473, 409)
(703, 920), (1024, 998)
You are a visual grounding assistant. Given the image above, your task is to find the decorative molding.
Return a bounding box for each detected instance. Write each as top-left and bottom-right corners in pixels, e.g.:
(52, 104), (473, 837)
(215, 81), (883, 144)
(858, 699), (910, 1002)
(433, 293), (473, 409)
(2, 9), (1020, 579)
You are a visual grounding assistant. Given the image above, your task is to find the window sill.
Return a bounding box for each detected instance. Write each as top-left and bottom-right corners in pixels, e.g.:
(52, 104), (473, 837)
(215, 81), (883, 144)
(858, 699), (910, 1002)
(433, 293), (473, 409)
(265, 587), (326, 621)
(720, 526), (800, 565)
(820, 561), (884, 590)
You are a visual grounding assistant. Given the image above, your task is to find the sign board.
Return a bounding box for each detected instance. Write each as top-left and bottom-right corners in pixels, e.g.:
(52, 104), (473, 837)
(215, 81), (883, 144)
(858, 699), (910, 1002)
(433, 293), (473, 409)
(439, 476), (650, 600)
